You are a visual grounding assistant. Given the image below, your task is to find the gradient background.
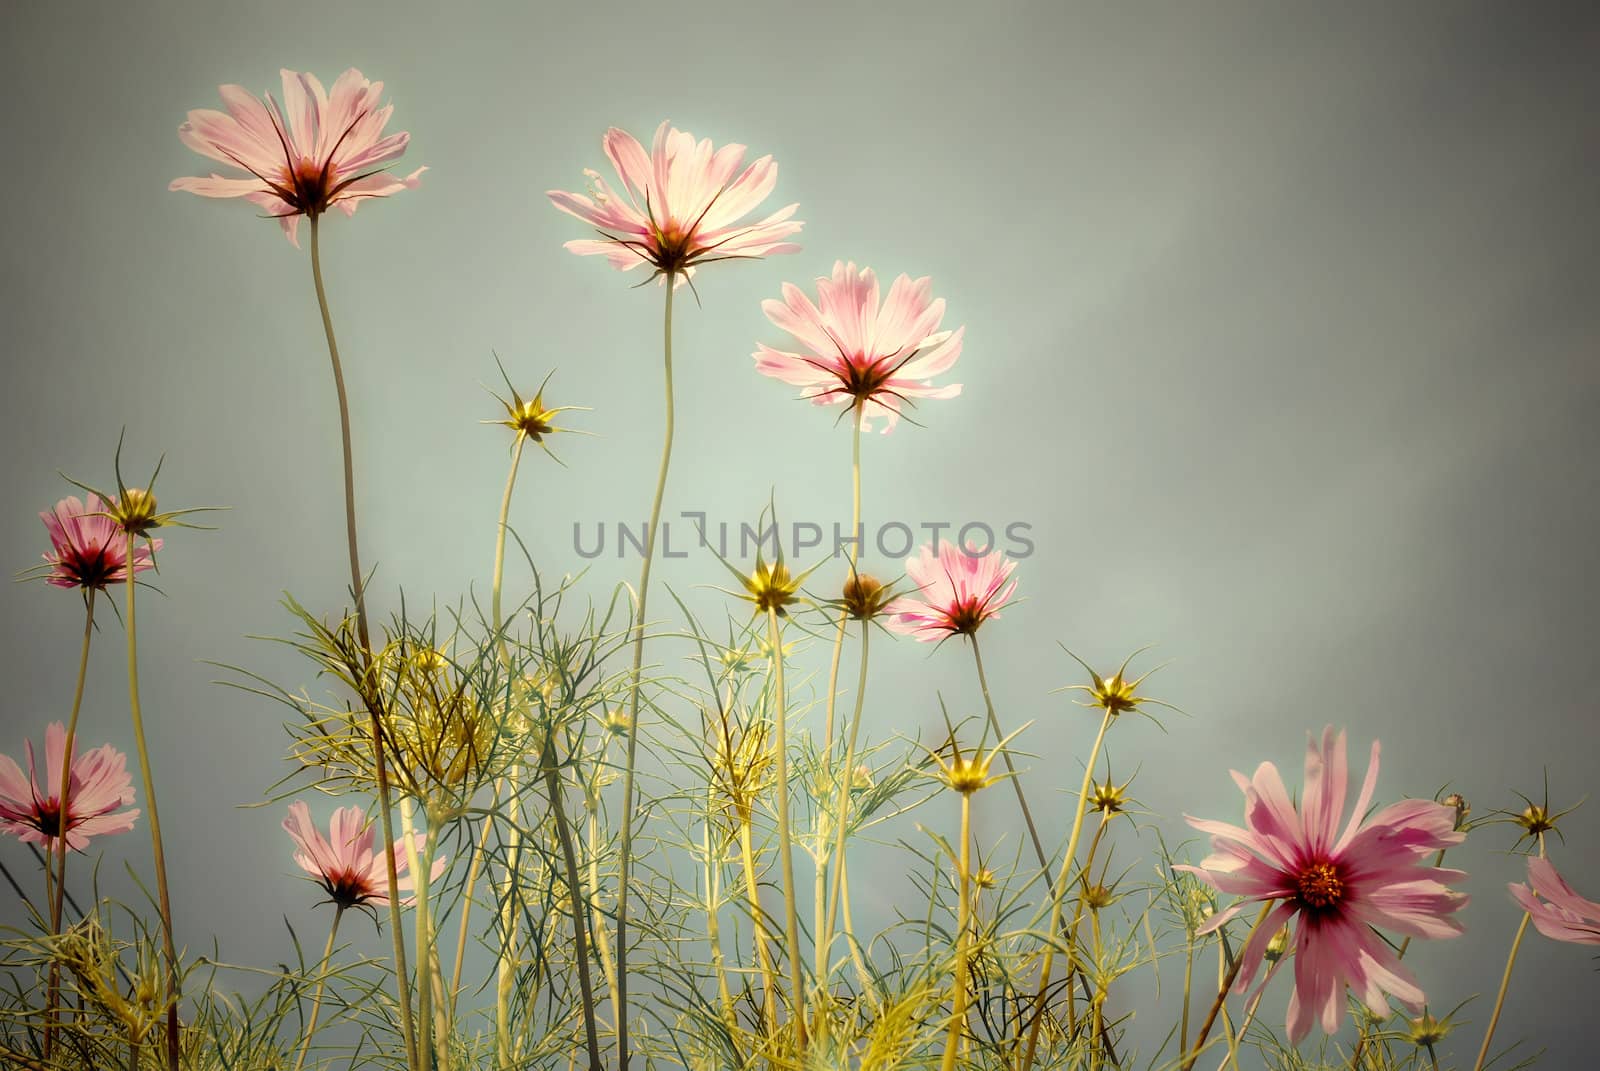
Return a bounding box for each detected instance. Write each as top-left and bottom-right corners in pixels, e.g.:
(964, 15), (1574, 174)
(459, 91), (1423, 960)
(4, 1), (1598, 1066)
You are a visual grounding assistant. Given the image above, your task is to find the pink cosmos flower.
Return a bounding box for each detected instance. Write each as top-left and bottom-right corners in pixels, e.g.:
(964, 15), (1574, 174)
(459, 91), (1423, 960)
(882, 542), (1018, 641)
(547, 121), (801, 283)
(755, 261), (963, 432)
(1510, 856), (1600, 945)
(171, 68), (424, 246)
(0, 723), (138, 852)
(284, 801), (447, 911)
(1178, 728), (1468, 1044)
(39, 495), (161, 591)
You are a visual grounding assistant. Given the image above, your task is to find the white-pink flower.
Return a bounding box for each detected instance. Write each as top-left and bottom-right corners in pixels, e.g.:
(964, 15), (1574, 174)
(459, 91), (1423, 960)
(284, 801), (445, 912)
(882, 542), (1017, 641)
(547, 121), (801, 283)
(755, 261), (963, 433)
(171, 68), (424, 246)
(1510, 856), (1600, 946)
(0, 723), (138, 852)
(1178, 728), (1468, 1044)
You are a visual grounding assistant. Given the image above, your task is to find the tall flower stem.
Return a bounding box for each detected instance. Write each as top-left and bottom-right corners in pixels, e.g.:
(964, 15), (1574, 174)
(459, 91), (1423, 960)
(737, 814), (779, 1034)
(615, 277), (677, 1069)
(399, 798), (435, 1069)
(45, 590), (96, 1056)
(1179, 901), (1275, 1071)
(543, 749), (604, 1071)
(968, 637), (1046, 869)
(448, 794), (499, 1020)
(820, 621), (871, 993)
(292, 905), (345, 1071)
(308, 214), (417, 1071)
(703, 788), (738, 1038)
(766, 606), (807, 1047)
(938, 792), (973, 1071)
(490, 433), (526, 1068)
(123, 532), (181, 1071)
(815, 410), (864, 1035)
(812, 409), (864, 1024)
(1472, 914), (1531, 1071)
(1020, 705), (1115, 1071)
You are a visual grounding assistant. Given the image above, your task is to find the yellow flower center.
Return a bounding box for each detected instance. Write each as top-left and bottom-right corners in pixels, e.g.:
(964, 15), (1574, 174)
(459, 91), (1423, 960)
(1296, 860), (1344, 912)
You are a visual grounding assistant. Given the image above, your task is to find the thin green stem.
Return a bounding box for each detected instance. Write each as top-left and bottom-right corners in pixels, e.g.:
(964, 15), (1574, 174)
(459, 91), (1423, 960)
(766, 606), (807, 1047)
(821, 621), (871, 986)
(309, 214), (416, 1071)
(124, 531), (181, 1071)
(1180, 901), (1275, 1071)
(816, 408), (865, 1036)
(292, 906), (345, 1071)
(939, 793), (973, 1071)
(490, 433), (526, 1068)
(400, 798), (433, 1070)
(1472, 913), (1531, 1071)
(544, 749), (604, 1071)
(45, 590), (95, 1057)
(615, 277), (676, 1070)
(1020, 705), (1116, 1071)
(969, 636), (1046, 869)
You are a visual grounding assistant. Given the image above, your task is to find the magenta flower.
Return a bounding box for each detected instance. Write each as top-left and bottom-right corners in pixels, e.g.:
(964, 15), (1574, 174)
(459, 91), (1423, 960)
(755, 261), (963, 432)
(1178, 728), (1468, 1044)
(38, 495), (160, 591)
(284, 801), (446, 911)
(171, 68), (424, 246)
(882, 542), (1018, 641)
(1510, 856), (1600, 945)
(547, 121), (801, 283)
(0, 723), (138, 852)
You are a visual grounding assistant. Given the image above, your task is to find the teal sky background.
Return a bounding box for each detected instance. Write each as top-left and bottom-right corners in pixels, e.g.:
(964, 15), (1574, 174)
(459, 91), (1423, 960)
(4, 1), (1599, 1065)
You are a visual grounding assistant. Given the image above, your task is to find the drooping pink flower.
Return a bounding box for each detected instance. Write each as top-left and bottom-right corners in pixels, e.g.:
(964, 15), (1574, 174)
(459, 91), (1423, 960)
(171, 68), (424, 246)
(755, 261), (963, 432)
(1178, 729), (1468, 1044)
(1510, 856), (1600, 945)
(283, 801), (447, 911)
(547, 121), (801, 283)
(38, 495), (161, 591)
(882, 542), (1018, 641)
(0, 723), (138, 852)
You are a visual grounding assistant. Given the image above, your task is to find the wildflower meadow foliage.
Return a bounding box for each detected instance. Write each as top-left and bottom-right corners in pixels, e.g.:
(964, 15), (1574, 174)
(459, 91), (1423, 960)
(1, 66), (1593, 1071)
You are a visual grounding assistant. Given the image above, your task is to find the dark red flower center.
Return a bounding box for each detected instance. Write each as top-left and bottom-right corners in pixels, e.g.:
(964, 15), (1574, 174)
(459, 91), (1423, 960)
(32, 800), (64, 838)
(321, 867), (379, 909)
(839, 354), (896, 401)
(945, 596), (987, 635)
(286, 156), (336, 215)
(61, 544), (117, 589)
(1296, 860), (1344, 913)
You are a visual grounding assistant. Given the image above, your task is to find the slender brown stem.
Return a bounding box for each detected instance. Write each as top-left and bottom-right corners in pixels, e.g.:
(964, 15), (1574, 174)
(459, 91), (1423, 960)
(1180, 901), (1275, 1071)
(45, 590), (96, 1056)
(123, 532), (181, 1071)
(544, 749), (604, 1071)
(309, 214), (416, 1071)
(615, 277), (676, 1070)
